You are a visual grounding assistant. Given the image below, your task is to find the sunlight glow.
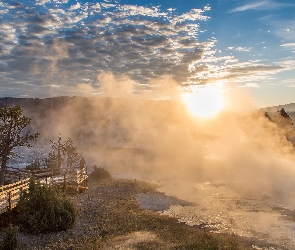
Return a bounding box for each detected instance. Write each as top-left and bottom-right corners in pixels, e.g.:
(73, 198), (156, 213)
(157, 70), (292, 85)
(182, 86), (224, 119)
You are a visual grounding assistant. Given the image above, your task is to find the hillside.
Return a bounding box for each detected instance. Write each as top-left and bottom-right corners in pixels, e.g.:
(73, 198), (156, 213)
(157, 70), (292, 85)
(264, 103), (295, 112)
(289, 112), (295, 124)
(261, 103), (295, 127)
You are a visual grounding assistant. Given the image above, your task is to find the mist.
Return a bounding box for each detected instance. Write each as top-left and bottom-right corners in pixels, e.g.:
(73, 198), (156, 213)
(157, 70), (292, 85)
(33, 73), (295, 206)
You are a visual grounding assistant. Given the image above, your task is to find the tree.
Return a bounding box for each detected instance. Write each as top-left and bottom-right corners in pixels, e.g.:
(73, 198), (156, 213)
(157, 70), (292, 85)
(45, 151), (60, 174)
(0, 106), (38, 185)
(48, 135), (63, 173)
(62, 138), (79, 173)
(275, 108), (293, 128)
(46, 136), (82, 173)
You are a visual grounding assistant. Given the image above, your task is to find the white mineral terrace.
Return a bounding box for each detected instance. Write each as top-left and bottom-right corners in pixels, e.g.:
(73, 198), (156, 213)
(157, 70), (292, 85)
(134, 178), (295, 250)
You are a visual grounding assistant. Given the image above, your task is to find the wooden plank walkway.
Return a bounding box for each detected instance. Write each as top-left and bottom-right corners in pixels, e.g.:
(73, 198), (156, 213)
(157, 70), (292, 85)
(0, 167), (88, 215)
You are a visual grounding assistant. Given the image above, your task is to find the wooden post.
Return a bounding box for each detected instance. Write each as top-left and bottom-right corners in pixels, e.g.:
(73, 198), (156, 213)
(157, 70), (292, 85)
(8, 191), (12, 210)
(76, 171), (79, 193)
(51, 174), (53, 186)
(63, 173), (66, 191)
(86, 169), (88, 189)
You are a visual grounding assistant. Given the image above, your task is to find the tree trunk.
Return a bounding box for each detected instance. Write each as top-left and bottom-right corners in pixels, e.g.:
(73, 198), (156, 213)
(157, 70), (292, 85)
(0, 157), (8, 186)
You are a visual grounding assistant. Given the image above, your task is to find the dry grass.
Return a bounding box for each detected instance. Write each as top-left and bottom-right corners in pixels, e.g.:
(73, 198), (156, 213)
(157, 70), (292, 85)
(58, 179), (251, 250)
(1, 178), (275, 249)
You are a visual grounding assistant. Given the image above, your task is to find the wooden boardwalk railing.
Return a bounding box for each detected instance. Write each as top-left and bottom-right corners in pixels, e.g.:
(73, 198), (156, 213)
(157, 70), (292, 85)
(5, 167), (55, 183)
(0, 167), (88, 215)
(0, 178), (30, 214)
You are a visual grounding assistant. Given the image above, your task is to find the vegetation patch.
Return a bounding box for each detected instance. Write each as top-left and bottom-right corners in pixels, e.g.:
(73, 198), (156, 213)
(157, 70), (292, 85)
(0, 178), (277, 249)
(17, 178), (75, 234)
(67, 179), (251, 250)
(0, 225), (18, 250)
(89, 165), (112, 181)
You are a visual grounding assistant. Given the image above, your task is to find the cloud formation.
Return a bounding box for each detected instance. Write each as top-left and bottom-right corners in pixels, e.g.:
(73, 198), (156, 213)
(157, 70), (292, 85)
(230, 0), (294, 12)
(0, 0), (291, 97)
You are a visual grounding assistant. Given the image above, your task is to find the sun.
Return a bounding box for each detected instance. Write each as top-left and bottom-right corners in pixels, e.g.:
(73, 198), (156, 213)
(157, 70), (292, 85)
(182, 86), (224, 119)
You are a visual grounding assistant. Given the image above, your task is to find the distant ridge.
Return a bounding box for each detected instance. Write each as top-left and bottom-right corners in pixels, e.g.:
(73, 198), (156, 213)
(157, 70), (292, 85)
(263, 103), (295, 112)
(261, 103), (295, 127)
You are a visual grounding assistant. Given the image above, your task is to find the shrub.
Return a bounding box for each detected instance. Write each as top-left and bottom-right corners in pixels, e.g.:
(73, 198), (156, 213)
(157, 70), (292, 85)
(25, 160), (41, 171)
(17, 178), (75, 234)
(1, 225), (18, 250)
(90, 166), (112, 180)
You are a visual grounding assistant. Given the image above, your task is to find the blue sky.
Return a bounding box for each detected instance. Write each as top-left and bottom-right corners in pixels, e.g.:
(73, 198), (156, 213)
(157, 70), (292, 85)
(0, 0), (294, 107)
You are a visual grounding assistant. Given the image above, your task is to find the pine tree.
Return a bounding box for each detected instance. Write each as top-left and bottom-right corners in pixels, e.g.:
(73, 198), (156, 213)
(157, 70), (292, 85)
(0, 106), (38, 185)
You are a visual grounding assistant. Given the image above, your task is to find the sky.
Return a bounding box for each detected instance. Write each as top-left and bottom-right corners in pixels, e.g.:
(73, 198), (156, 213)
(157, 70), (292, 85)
(0, 0), (295, 108)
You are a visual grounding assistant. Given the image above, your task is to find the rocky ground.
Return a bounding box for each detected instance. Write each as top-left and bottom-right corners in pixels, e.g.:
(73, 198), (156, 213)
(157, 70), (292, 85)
(0, 177), (281, 250)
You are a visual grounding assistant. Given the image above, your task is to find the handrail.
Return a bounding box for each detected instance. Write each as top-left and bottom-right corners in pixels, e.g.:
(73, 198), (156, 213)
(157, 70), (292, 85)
(0, 178), (30, 213)
(0, 168), (88, 215)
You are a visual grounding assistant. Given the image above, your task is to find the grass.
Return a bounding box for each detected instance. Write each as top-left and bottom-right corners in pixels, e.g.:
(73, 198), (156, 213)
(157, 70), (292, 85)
(64, 178), (252, 250)
(0, 177), (275, 249)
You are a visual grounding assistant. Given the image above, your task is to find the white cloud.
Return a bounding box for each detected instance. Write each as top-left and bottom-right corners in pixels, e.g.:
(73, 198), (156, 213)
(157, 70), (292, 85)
(90, 3), (101, 14)
(54, 0), (69, 3)
(230, 0), (294, 12)
(101, 3), (116, 9)
(227, 46), (252, 52)
(278, 60), (295, 70)
(0, 0), (291, 97)
(69, 2), (81, 11)
(280, 43), (295, 48)
(36, 0), (51, 5)
(171, 8), (210, 24)
(117, 5), (166, 18)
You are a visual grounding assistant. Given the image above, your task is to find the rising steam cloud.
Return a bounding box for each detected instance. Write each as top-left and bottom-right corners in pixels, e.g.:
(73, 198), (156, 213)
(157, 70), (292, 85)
(36, 72), (295, 205)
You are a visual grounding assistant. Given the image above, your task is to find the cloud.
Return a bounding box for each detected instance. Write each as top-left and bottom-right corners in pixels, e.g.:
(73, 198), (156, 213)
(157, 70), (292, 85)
(117, 5), (166, 18)
(229, 0), (294, 12)
(227, 46), (252, 52)
(0, 0), (216, 96)
(36, 0), (51, 5)
(69, 2), (81, 10)
(171, 8), (210, 24)
(0, 0), (291, 98)
(280, 43), (295, 48)
(278, 60), (295, 70)
(77, 83), (96, 95)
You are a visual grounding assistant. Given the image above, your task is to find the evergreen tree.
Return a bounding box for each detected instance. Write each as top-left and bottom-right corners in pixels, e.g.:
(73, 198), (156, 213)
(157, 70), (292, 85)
(0, 106), (38, 185)
(62, 138), (79, 173)
(276, 108), (293, 127)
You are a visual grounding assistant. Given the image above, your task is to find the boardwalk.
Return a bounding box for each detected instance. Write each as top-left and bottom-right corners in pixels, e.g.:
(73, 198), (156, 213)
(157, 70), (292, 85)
(0, 167), (88, 215)
(0, 178), (30, 214)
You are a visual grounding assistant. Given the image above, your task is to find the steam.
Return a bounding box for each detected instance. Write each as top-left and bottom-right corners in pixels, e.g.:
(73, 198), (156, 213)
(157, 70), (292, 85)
(37, 72), (295, 204)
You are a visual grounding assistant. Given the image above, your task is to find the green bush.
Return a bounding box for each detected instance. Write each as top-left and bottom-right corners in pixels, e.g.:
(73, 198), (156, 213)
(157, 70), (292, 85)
(90, 166), (112, 180)
(17, 178), (75, 234)
(1, 225), (18, 250)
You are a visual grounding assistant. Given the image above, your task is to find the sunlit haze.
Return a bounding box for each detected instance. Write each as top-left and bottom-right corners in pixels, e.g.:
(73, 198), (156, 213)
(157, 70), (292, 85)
(182, 86), (224, 119)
